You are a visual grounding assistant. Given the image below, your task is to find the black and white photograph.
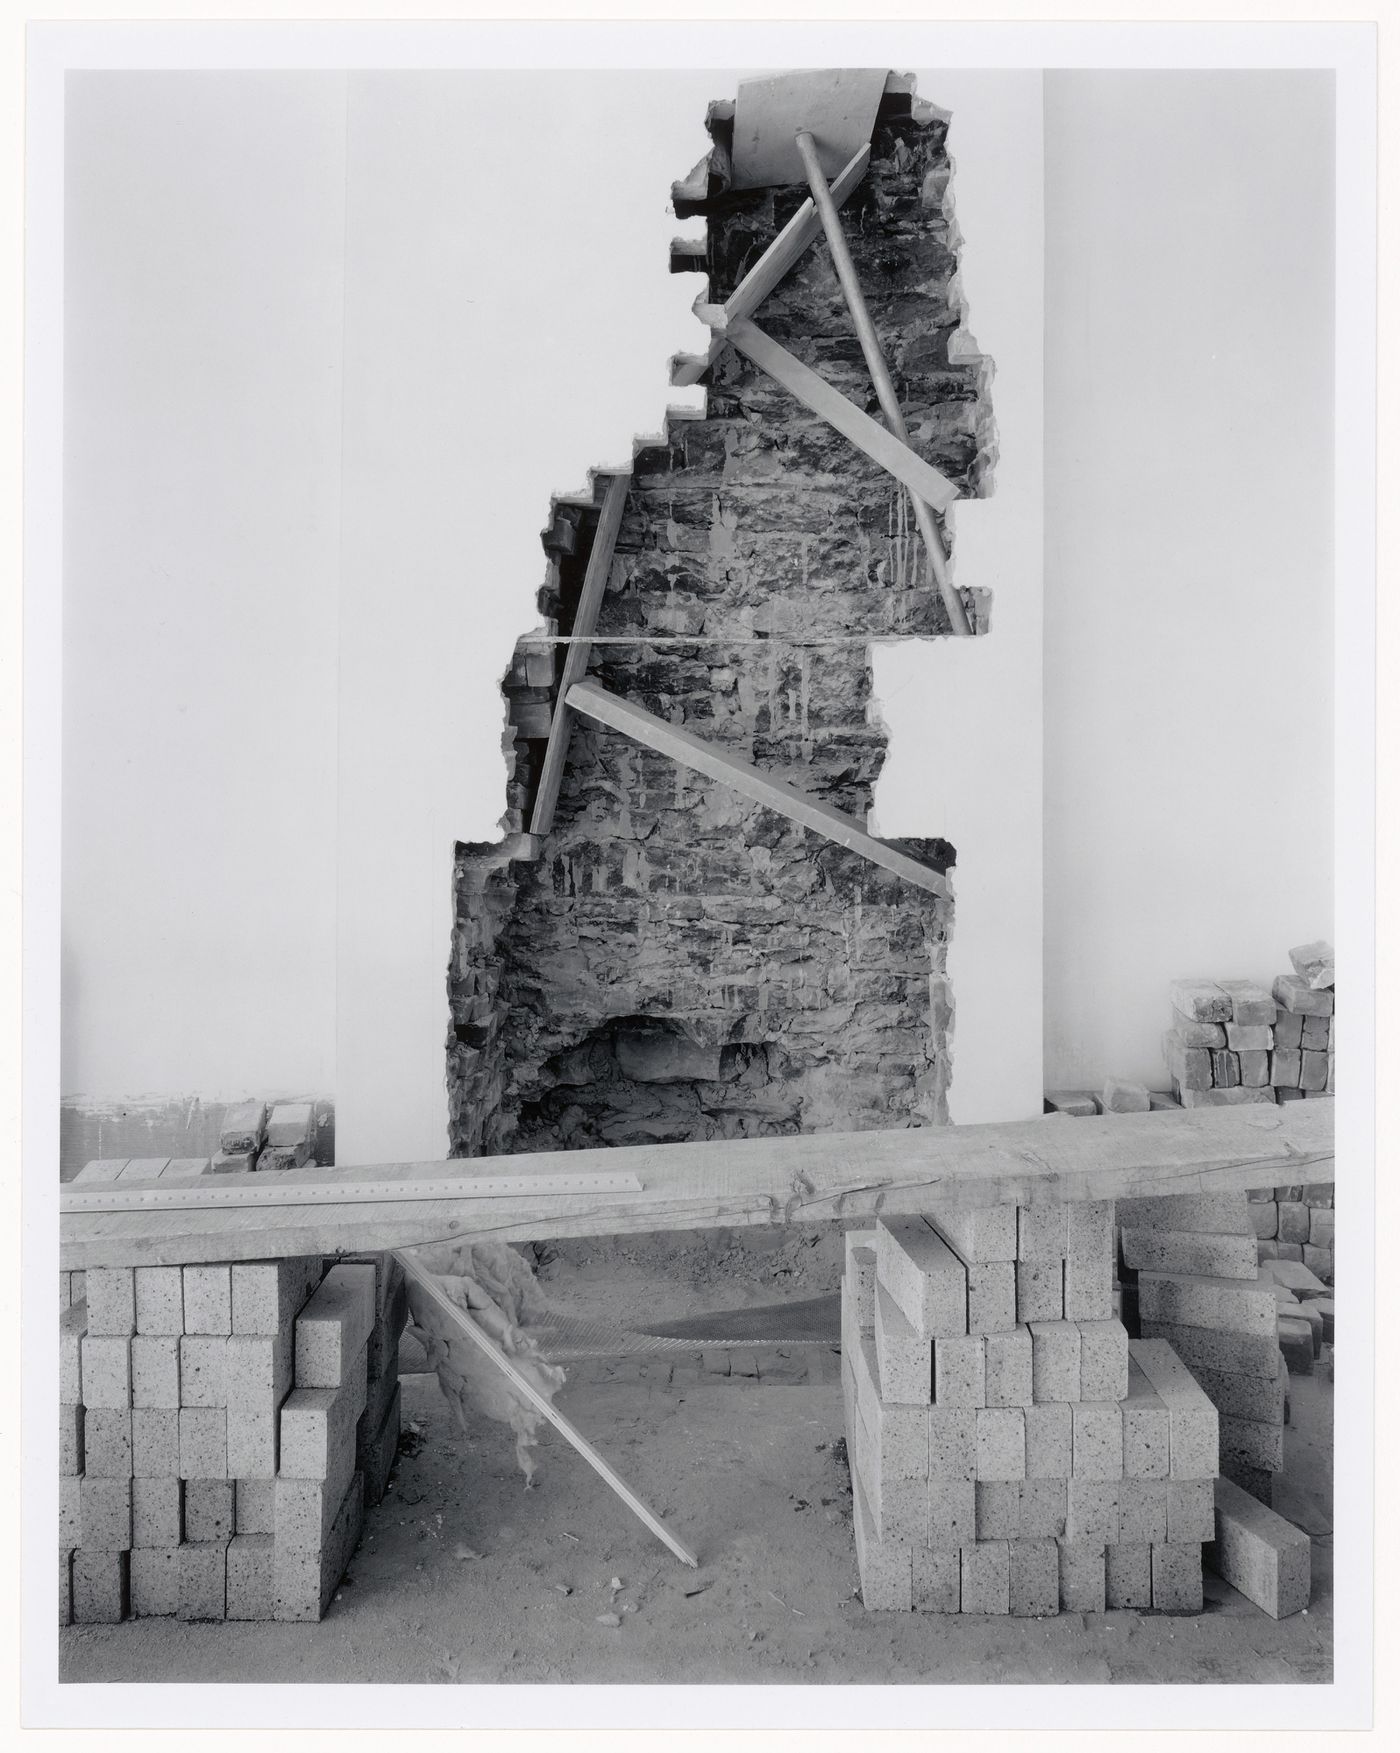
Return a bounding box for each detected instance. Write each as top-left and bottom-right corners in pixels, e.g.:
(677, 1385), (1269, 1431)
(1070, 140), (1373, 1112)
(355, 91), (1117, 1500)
(19, 10), (1378, 1738)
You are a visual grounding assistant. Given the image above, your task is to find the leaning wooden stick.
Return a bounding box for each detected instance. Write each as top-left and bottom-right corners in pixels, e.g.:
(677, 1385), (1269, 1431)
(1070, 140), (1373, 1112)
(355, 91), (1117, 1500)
(394, 1248), (699, 1568)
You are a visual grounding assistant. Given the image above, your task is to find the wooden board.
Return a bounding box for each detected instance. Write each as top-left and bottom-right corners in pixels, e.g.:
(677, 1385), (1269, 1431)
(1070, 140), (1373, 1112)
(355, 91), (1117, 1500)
(59, 1099), (1334, 1269)
(730, 68), (887, 190)
(529, 473), (630, 837)
(728, 319), (959, 513)
(565, 679), (948, 897)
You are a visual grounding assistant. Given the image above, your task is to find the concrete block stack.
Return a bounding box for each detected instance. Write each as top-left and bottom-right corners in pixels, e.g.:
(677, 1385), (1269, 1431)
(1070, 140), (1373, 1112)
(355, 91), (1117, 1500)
(60, 1251), (407, 1626)
(841, 1206), (1219, 1615)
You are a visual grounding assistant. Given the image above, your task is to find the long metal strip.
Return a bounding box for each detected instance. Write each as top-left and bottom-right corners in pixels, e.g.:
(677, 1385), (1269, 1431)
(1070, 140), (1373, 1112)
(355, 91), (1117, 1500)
(62, 1169), (643, 1216)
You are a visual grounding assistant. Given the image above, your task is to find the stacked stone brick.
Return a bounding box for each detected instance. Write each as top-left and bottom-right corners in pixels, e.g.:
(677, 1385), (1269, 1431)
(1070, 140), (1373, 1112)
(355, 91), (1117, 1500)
(1250, 1183), (1335, 1285)
(841, 1203), (1219, 1614)
(59, 1249), (407, 1625)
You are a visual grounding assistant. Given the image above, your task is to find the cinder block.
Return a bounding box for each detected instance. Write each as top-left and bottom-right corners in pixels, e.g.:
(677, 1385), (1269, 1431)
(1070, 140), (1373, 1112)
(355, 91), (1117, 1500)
(1115, 1192), (1250, 1234)
(60, 1403), (85, 1476)
(1151, 1541), (1203, 1612)
(1071, 1403), (1123, 1482)
(1220, 1414), (1285, 1474)
(932, 1334), (985, 1409)
(844, 1232), (877, 1332)
(220, 1099), (268, 1155)
(1187, 1362), (1286, 1425)
(1078, 1319), (1129, 1401)
(225, 1328), (296, 1416)
(1121, 1359), (1170, 1478)
(1016, 1259), (1064, 1323)
(272, 1470), (365, 1623)
(226, 1533), (276, 1620)
(1136, 1273), (1276, 1337)
(960, 1541), (1010, 1615)
(1166, 1476), (1215, 1543)
(72, 1550), (129, 1623)
(130, 1545), (181, 1616)
(851, 1473), (913, 1611)
(84, 1407), (132, 1479)
(1007, 1536), (1059, 1615)
(1118, 1477), (1169, 1544)
(85, 1267), (136, 1337)
(79, 1477), (132, 1550)
(1249, 1201), (1279, 1239)
(1105, 1542), (1152, 1610)
(131, 1336), (180, 1408)
(185, 1479), (235, 1544)
(132, 1408), (181, 1478)
(183, 1266), (232, 1336)
(1120, 1228), (1259, 1279)
(1018, 1477), (1068, 1538)
(280, 1380), (366, 1482)
(911, 1546), (960, 1613)
(1130, 1338), (1220, 1477)
(874, 1219), (967, 1338)
(974, 1479), (1021, 1539)
(984, 1328), (1033, 1408)
(179, 1540), (228, 1621)
(59, 1477), (82, 1550)
(1139, 1319), (1281, 1380)
(1067, 1478), (1119, 1542)
(967, 1262), (1016, 1335)
(266, 1101), (314, 1147)
(1221, 1454), (1276, 1503)
(1272, 974), (1332, 1017)
(1064, 1253), (1114, 1323)
(134, 1267), (185, 1336)
(1057, 1539), (1106, 1612)
(79, 1335), (130, 1409)
(132, 1477), (183, 1548)
(927, 1407), (977, 1480)
(1205, 1474), (1310, 1619)
(1171, 980), (1232, 1022)
(1017, 1203), (1068, 1262)
(231, 1256), (325, 1337)
(1024, 1403), (1073, 1478)
(60, 1303), (86, 1404)
(976, 1408), (1026, 1481)
(295, 1264), (378, 1387)
(1029, 1321), (1081, 1403)
(235, 1478), (276, 1535)
(929, 1205), (1018, 1264)
(179, 1408), (227, 1480)
(874, 1283), (932, 1405)
(178, 1335), (227, 1408)
(927, 1478), (977, 1549)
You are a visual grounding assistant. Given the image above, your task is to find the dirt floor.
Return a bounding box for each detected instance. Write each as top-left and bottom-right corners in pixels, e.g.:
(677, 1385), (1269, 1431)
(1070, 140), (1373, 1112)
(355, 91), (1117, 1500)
(60, 1232), (1333, 1686)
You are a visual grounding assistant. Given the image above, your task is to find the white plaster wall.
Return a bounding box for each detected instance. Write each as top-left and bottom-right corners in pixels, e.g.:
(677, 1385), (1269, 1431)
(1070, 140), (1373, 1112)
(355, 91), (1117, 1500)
(1042, 72), (1334, 1092)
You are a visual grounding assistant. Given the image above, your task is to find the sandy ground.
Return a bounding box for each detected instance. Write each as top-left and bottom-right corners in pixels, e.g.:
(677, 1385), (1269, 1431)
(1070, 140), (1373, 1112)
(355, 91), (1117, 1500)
(60, 1246), (1333, 1687)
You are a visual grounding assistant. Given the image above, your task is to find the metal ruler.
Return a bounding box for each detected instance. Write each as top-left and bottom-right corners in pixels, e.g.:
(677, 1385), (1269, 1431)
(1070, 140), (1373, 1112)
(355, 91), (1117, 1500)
(61, 1169), (643, 1216)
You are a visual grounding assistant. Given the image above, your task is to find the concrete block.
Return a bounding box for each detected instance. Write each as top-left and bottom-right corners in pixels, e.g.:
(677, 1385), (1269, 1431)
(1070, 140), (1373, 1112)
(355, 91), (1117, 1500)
(85, 1267), (136, 1337)
(72, 1550), (129, 1623)
(1104, 1541), (1152, 1610)
(1188, 1362), (1286, 1425)
(183, 1266), (232, 1336)
(928, 1204), (1018, 1263)
(1221, 1454), (1276, 1503)
(1017, 1203), (1068, 1262)
(1130, 1338), (1220, 1476)
(231, 1256), (324, 1336)
(927, 1408), (977, 1480)
(867, 1471), (926, 1546)
(1206, 1474), (1310, 1618)
(235, 1478), (276, 1535)
(1008, 1536), (1059, 1615)
(911, 1546), (960, 1613)
(1167, 1014), (1226, 1048)
(1066, 1200), (1113, 1280)
(130, 1546), (181, 1617)
(59, 1550), (72, 1626)
(272, 1470), (365, 1623)
(926, 1479), (977, 1549)
(1116, 1192), (1250, 1234)
(1220, 1414), (1285, 1473)
(1118, 1477), (1169, 1544)
(1166, 1476), (1216, 1543)
(1249, 1201), (1279, 1239)
(1016, 1259), (1064, 1323)
(60, 1403), (85, 1476)
(226, 1534), (276, 1620)
(257, 1142), (312, 1172)
(1277, 1316), (1314, 1375)
(1030, 1321), (1081, 1402)
(359, 1379), (402, 1507)
(280, 1380), (365, 1482)
(134, 1267), (185, 1337)
(131, 1336), (180, 1408)
(219, 1100), (268, 1155)
(84, 1406), (132, 1479)
(966, 1262), (1016, 1335)
(1024, 1403), (1074, 1478)
(80, 1334), (131, 1410)
(984, 1328), (1033, 1408)
(976, 1408), (1026, 1481)
(1151, 1542), (1203, 1613)
(1072, 1402), (1124, 1481)
(1139, 1319), (1280, 1380)
(225, 1328), (296, 1416)
(60, 1302), (86, 1404)
(1273, 974), (1332, 1016)
(932, 1334), (985, 1409)
(844, 1233), (877, 1332)
(874, 1283), (932, 1404)
(1018, 1477), (1068, 1538)
(59, 1478), (82, 1551)
(179, 1540), (228, 1621)
(875, 1219), (968, 1337)
(132, 1477), (183, 1548)
(1170, 979), (1232, 1022)
(1067, 1478), (1119, 1542)
(1311, 1298), (1335, 1344)
(1078, 1319), (1129, 1402)
(960, 1541), (1010, 1615)
(1136, 1272), (1275, 1337)
(179, 1409), (227, 1480)
(266, 1101), (314, 1147)
(178, 1336), (227, 1408)
(295, 1264), (378, 1387)
(80, 1478), (132, 1550)
(851, 1473), (913, 1611)
(1057, 1539), (1106, 1613)
(185, 1478), (235, 1544)
(1120, 1228), (1258, 1279)
(1121, 1359), (1170, 1478)
(131, 1408), (181, 1478)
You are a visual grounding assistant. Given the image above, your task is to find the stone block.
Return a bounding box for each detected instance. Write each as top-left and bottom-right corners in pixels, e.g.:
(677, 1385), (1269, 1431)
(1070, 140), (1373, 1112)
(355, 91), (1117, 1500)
(1018, 1477), (1068, 1538)
(928, 1204), (1018, 1263)
(1043, 1092), (1098, 1116)
(84, 1406), (132, 1479)
(927, 1478), (976, 1549)
(1067, 1478), (1119, 1542)
(1078, 1319), (1129, 1402)
(1166, 1475), (1216, 1543)
(1288, 940), (1334, 989)
(1072, 1402), (1124, 1481)
(1105, 1541), (1152, 1610)
(875, 1219), (968, 1338)
(1205, 1474), (1310, 1618)
(1024, 1402), (1074, 1479)
(272, 1471), (366, 1623)
(1299, 1049), (1328, 1092)
(1016, 1259), (1064, 1323)
(131, 1408), (180, 1478)
(960, 1541), (1010, 1615)
(1178, 1086), (1277, 1108)
(72, 1550), (129, 1624)
(178, 1408), (227, 1480)
(129, 1546), (181, 1617)
(179, 1540), (228, 1621)
(60, 1403), (85, 1477)
(1017, 1203), (1068, 1262)
(257, 1143), (312, 1172)
(1120, 1228), (1259, 1279)
(1138, 1319), (1280, 1380)
(1277, 1201), (1310, 1246)
(1220, 1414), (1284, 1474)
(932, 1334), (984, 1409)
(178, 1335), (226, 1407)
(1217, 979), (1278, 1025)
(1118, 1477), (1168, 1544)
(266, 1102), (314, 1147)
(1277, 1241), (1304, 1261)
(1308, 1207), (1335, 1248)
(1100, 1079), (1151, 1113)
(1170, 980), (1232, 1022)
(927, 1407), (977, 1480)
(911, 1546), (960, 1613)
(1029, 1321), (1081, 1402)
(874, 1283), (932, 1404)
(1168, 1014), (1226, 1048)
(1256, 1239), (1279, 1261)
(966, 1262), (1016, 1335)
(1273, 973), (1332, 1016)
(79, 1335), (130, 1409)
(1303, 1244), (1333, 1283)
(1008, 1536), (1059, 1615)
(212, 1151), (256, 1174)
(1057, 1539), (1106, 1613)
(131, 1336), (180, 1408)
(866, 1468), (926, 1546)
(1212, 1050), (1240, 1088)
(1237, 1050), (1271, 1088)
(134, 1267), (185, 1337)
(984, 1328), (1033, 1408)
(1116, 1192), (1250, 1234)
(1130, 1338), (1220, 1477)
(1148, 1090), (1183, 1109)
(132, 1477), (183, 1548)
(976, 1408), (1026, 1481)
(226, 1534), (276, 1621)
(1136, 1273), (1275, 1337)
(1151, 1541), (1203, 1613)
(220, 1099), (268, 1155)
(1164, 1035), (1213, 1091)
(1273, 1010), (1304, 1049)
(1225, 1024), (1273, 1052)
(231, 1257), (325, 1336)
(295, 1264), (378, 1387)
(1249, 1201), (1279, 1239)
(1301, 1014), (1331, 1051)
(1270, 1049), (1302, 1089)
(85, 1267), (136, 1337)
(79, 1477), (132, 1550)
(183, 1266), (232, 1336)
(1260, 1257), (1328, 1296)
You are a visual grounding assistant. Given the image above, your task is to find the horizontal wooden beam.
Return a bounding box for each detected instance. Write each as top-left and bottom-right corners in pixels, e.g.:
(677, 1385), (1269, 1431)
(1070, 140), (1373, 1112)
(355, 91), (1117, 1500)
(565, 679), (948, 898)
(726, 317), (959, 514)
(59, 1099), (1334, 1269)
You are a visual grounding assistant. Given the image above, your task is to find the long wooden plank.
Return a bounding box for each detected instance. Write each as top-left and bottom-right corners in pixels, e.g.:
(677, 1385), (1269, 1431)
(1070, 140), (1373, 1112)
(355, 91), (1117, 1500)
(529, 473), (631, 837)
(60, 1099), (1334, 1269)
(566, 679), (947, 897)
(671, 144), (870, 389)
(397, 1250), (698, 1568)
(726, 318), (959, 514)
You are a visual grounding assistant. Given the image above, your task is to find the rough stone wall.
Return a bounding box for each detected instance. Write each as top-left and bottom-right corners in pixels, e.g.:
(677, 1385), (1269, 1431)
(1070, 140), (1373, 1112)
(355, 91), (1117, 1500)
(448, 84), (993, 1159)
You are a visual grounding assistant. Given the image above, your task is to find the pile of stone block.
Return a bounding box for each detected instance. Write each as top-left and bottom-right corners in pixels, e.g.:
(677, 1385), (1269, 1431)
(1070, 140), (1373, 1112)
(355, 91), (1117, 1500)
(59, 1251), (407, 1625)
(1249, 1183), (1335, 1285)
(841, 1203), (1219, 1615)
(1161, 954), (1334, 1111)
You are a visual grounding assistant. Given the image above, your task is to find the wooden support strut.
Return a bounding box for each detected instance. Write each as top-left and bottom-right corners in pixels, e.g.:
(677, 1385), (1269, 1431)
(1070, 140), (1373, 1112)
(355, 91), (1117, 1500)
(565, 678), (948, 898)
(793, 128), (971, 637)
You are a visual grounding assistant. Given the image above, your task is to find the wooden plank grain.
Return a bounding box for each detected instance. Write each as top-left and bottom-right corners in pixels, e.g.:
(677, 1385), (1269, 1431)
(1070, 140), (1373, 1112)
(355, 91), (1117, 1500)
(60, 1100), (1334, 1269)
(565, 679), (948, 897)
